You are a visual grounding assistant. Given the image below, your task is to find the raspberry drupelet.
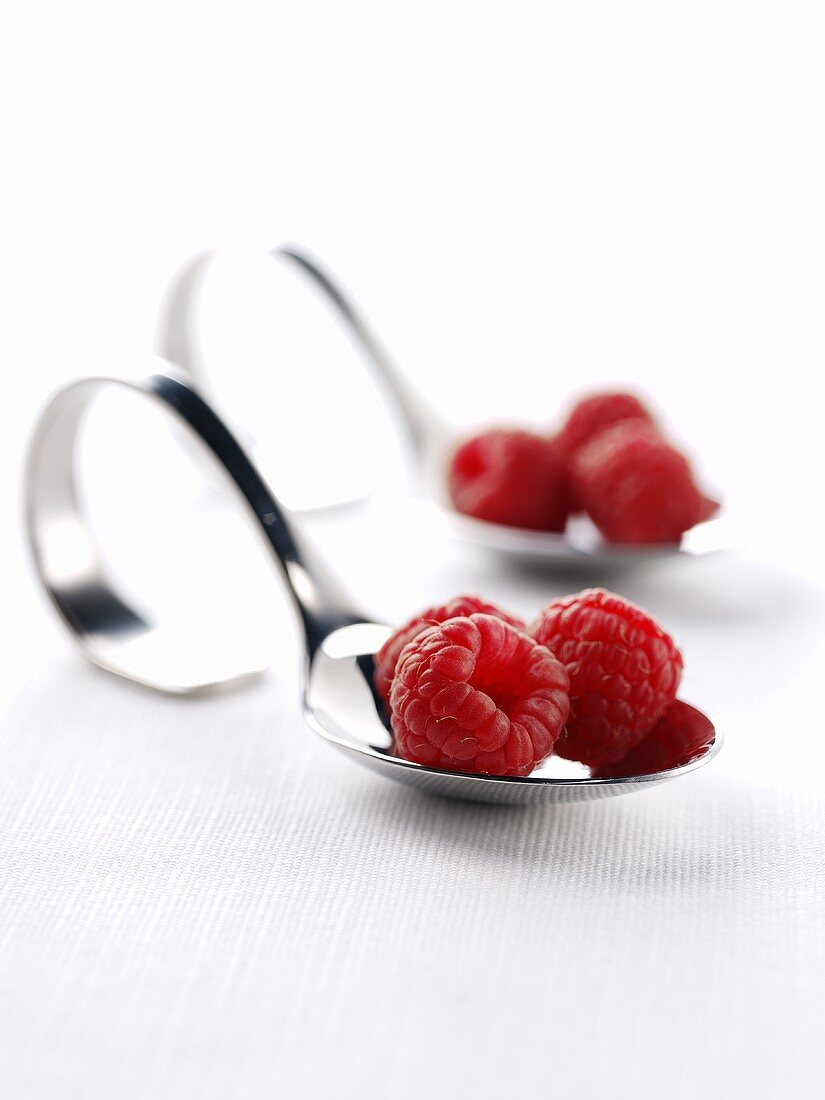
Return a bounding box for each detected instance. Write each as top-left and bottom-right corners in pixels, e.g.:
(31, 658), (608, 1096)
(373, 595), (525, 704)
(531, 589), (683, 769)
(389, 614), (570, 776)
(593, 700), (715, 778)
(447, 429), (569, 532)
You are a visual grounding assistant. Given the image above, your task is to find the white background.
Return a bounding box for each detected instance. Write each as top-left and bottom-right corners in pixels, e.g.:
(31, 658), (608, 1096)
(1, 3), (824, 1098)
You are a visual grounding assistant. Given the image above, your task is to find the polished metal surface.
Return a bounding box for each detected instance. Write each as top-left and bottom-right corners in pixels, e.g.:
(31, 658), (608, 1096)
(156, 243), (730, 566)
(25, 368), (721, 805)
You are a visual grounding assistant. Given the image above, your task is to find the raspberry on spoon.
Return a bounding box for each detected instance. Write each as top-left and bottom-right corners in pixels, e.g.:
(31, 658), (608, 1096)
(571, 420), (717, 545)
(447, 428), (570, 532)
(531, 589), (683, 768)
(389, 614), (570, 776)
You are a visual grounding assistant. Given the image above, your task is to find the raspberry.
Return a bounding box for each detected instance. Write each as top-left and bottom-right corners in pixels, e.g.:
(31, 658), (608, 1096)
(571, 420), (714, 544)
(389, 614), (570, 776)
(531, 589), (682, 768)
(447, 429), (569, 531)
(373, 595), (525, 703)
(559, 391), (654, 458)
(593, 700), (715, 778)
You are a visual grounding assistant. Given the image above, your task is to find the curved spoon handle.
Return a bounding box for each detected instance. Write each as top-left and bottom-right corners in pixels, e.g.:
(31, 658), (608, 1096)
(24, 369), (363, 694)
(274, 245), (443, 457)
(155, 244), (445, 460)
(154, 250), (211, 381)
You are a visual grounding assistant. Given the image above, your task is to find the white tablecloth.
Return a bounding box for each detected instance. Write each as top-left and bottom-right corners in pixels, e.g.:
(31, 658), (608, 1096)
(3, 0), (825, 1090)
(2, 497), (824, 1099)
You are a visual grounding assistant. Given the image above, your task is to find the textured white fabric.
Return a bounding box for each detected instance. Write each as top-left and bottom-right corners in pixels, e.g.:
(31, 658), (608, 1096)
(2, 498), (824, 1100)
(4, 1), (825, 1092)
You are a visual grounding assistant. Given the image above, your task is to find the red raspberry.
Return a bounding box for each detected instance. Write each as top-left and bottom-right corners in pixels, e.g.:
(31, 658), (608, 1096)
(558, 391), (654, 458)
(531, 589), (682, 768)
(373, 595), (525, 703)
(390, 614), (570, 776)
(571, 420), (715, 544)
(447, 429), (569, 531)
(593, 700), (715, 778)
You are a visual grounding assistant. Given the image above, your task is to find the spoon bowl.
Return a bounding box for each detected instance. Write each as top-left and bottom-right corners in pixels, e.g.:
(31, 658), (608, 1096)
(307, 623), (721, 805)
(25, 367), (721, 805)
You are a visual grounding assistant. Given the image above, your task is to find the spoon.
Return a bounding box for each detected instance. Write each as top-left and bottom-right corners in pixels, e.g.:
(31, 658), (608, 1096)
(156, 244), (731, 567)
(24, 365), (721, 805)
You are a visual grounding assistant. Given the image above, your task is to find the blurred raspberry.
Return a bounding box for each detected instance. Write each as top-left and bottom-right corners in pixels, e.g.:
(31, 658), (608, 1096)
(531, 588), (682, 768)
(390, 614), (569, 776)
(559, 391), (654, 458)
(447, 429), (570, 531)
(572, 420), (716, 544)
(593, 700), (715, 778)
(373, 595), (525, 703)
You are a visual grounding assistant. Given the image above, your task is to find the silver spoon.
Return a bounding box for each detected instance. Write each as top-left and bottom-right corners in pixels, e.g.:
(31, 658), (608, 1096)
(156, 244), (731, 567)
(24, 366), (721, 805)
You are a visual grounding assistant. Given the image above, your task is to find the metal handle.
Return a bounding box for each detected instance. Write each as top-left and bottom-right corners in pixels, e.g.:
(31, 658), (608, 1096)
(24, 369), (362, 694)
(155, 244), (445, 461)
